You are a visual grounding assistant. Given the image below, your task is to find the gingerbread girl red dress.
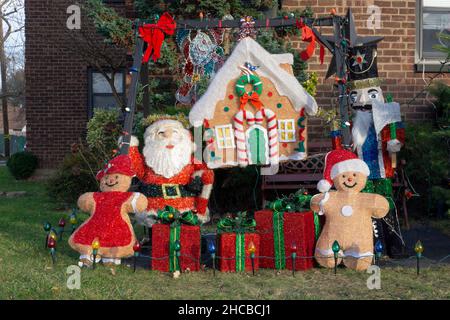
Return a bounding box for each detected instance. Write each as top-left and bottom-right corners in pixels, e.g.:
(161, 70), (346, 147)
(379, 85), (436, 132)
(69, 155), (147, 266)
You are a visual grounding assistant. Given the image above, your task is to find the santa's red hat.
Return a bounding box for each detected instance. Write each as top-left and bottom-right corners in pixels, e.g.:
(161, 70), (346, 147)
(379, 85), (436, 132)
(96, 155), (135, 181)
(317, 149), (370, 193)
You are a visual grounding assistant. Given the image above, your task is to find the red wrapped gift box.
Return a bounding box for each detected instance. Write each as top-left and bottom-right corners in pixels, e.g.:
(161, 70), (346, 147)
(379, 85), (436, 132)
(218, 233), (260, 272)
(151, 224), (201, 272)
(255, 209), (315, 270)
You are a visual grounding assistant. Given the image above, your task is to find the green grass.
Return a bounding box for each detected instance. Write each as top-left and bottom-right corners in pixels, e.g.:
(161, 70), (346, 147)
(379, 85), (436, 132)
(0, 167), (449, 300)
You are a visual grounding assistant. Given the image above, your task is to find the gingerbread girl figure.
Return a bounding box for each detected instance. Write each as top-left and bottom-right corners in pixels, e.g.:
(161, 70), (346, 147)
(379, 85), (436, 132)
(310, 149), (389, 271)
(68, 155), (148, 267)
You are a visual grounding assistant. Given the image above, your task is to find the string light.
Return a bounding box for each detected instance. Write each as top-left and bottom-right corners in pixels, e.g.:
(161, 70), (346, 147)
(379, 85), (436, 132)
(248, 241), (256, 276)
(92, 238), (100, 269)
(415, 240), (424, 275)
(208, 240), (216, 277)
(133, 241), (141, 273)
(291, 242), (298, 277)
(47, 237), (56, 265)
(175, 240), (182, 273)
(375, 240), (383, 266)
(332, 240), (340, 275)
(69, 211), (78, 234)
(58, 218), (66, 240)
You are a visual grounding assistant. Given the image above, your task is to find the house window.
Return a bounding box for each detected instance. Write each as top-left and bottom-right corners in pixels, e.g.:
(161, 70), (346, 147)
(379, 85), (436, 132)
(88, 69), (126, 117)
(278, 119), (296, 142)
(416, 0), (450, 71)
(215, 125), (235, 149)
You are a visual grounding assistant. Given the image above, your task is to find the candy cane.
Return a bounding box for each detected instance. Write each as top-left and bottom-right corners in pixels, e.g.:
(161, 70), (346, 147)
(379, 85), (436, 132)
(234, 109), (255, 166)
(255, 108), (279, 165)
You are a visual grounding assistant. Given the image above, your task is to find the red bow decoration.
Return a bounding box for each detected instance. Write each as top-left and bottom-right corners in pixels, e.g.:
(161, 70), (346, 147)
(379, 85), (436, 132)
(240, 92), (264, 111)
(296, 20), (325, 65)
(138, 12), (176, 63)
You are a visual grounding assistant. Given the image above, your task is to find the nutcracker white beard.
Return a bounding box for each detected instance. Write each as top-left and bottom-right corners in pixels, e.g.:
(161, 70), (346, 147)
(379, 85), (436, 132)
(143, 122), (193, 179)
(352, 110), (374, 150)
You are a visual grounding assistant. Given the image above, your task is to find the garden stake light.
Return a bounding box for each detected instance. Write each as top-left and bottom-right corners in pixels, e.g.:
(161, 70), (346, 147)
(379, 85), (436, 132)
(47, 237), (56, 265)
(43, 222), (51, 249)
(291, 242), (298, 277)
(375, 240), (383, 266)
(133, 241), (141, 273)
(92, 238), (100, 269)
(208, 240), (216, 276)
(248, 241), (256, 276)
(69, 211), (78, 234)
(58, 218), (66, 240)
(175, 240), (181, 273)
(332, 240), (340, 275)
(414, 240), (424, 275)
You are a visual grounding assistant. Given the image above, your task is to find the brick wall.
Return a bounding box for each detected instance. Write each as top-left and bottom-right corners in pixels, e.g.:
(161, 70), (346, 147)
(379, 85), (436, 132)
(284, 0), (450, 139)
(25, 0), (450, 168)
(25, 0), (131, 168)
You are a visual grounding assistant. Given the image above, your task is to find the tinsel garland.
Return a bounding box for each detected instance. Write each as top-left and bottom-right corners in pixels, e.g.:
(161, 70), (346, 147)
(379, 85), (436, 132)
(295, 109), (306, 153)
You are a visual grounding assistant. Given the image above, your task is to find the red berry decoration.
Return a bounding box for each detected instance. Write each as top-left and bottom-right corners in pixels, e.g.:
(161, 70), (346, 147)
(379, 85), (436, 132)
(268, 92), (273, 97)
(228, 94), (234, 100)
(282, 143), (288, 148)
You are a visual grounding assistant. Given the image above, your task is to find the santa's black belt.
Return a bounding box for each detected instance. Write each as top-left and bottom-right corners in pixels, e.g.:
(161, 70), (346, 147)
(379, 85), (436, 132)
(138, 183), (200, 199)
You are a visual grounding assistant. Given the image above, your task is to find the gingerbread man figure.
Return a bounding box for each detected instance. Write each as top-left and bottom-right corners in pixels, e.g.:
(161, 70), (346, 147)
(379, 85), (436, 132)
(68, 155), (148, 267)
(311, 149), (389, 271)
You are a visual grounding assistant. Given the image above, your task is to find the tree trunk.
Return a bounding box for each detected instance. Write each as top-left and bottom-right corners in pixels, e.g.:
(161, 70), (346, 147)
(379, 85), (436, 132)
(0, 5), (10, 158)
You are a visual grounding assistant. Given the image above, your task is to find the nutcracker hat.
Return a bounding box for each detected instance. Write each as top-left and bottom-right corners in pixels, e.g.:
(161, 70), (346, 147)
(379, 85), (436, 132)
(317, 149), (370, 193)
(96, 155), (135, 181)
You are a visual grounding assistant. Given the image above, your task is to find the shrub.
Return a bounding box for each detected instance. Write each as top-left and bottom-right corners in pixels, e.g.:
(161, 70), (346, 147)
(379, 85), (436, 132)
(86, 108), (122, 158)
(402, 81), (450, 217)
(46, 144), (100, 206)
(6, 151), (38, 180)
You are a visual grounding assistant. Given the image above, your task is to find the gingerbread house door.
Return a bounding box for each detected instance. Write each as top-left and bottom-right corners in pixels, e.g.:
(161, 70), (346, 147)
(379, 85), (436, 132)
(246, 125), (269, 165)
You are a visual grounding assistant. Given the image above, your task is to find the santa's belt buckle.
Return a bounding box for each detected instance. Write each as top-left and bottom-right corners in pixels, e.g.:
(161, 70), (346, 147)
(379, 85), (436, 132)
(162, 184), (181, 199)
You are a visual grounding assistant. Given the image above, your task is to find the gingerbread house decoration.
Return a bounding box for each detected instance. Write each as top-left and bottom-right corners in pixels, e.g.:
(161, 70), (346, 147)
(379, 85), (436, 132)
(189, 37), (318, 169)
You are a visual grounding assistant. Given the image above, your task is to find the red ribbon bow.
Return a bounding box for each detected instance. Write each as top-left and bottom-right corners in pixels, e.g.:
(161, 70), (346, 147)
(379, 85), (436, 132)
(296, 20), (325, 65)
(138, 12), (176, 63)
(240, 92), (264, 111)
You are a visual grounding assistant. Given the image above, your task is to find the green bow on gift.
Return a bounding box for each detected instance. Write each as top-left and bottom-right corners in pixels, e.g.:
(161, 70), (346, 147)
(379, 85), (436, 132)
(217, 211), (256, 234)
(156, 206), (199, 272)
(266, 190), (312, 213)
(157, 206), (199, 227)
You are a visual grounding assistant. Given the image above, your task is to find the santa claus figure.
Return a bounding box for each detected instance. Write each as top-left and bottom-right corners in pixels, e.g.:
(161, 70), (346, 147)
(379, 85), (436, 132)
(128, 117), (214, 226)
(347, 42), (406, 257)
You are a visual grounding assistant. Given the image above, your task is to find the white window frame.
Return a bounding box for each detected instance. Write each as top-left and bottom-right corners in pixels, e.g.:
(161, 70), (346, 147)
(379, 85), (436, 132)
(215, 124), (235, 149)
(278, 119), (296, 143)
(415, 0), (450, 72)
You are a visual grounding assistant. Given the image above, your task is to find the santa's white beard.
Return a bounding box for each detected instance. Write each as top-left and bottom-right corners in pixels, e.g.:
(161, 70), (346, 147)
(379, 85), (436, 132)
(352, 110), (374, 151)
(143, 137), (192, 179)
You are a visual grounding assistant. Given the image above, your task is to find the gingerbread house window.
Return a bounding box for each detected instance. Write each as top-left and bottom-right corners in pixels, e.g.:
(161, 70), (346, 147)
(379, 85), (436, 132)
(215, 125), (235, 149)
(278, 119), (296, 142)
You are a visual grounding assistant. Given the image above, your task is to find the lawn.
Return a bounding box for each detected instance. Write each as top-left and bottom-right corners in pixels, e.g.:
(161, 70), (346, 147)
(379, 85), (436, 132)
(0, 167), (449, 300)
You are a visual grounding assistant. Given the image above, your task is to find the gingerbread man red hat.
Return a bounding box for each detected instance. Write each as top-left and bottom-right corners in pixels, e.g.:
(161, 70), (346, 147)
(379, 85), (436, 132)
(317, 149), (370, 193)
(96, 155), (135, 181)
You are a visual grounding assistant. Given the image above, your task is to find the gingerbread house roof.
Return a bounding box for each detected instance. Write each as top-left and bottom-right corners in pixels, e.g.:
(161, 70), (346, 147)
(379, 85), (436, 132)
(189, 37), (318, 127)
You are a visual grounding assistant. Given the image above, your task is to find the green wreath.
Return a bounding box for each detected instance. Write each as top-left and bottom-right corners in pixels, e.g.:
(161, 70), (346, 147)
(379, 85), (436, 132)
(235, 74), (263, 97)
